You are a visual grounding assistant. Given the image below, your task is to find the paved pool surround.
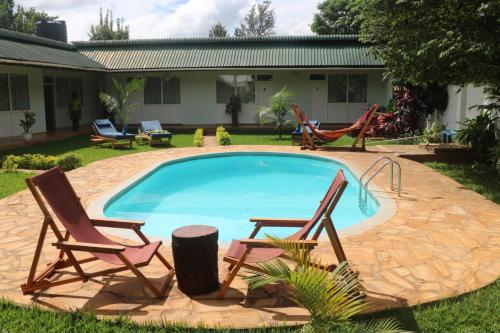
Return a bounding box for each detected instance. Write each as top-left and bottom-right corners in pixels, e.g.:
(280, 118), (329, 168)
(0, 145), (498, 328)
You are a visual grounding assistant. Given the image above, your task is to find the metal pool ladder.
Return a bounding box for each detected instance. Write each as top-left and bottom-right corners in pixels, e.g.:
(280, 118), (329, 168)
(359, 156), (401, 203)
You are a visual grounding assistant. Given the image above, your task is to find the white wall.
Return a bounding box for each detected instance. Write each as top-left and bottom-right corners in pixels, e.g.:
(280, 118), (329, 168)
(109, 69), (388, 126)
(0, 64), (45, 138)
(440, 84), (487, 130)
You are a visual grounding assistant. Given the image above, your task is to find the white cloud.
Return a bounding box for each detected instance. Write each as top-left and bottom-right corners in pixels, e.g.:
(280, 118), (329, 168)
(17, 0), (321, 41)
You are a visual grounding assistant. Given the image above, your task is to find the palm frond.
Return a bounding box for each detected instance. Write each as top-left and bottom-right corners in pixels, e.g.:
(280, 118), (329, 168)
(362, 318), (407, 333)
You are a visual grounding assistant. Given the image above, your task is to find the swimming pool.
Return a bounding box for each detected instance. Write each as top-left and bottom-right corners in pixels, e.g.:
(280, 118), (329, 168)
(104, 153), (379, 241)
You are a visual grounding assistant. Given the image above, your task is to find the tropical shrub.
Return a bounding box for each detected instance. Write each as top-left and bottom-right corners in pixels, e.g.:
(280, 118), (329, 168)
(423, 122), (446, 144)
(1, 155), (18, 173)
(216, 126), (231, 145)
(257, 86), (294, 139)
(244, 236), (403, 332)
(56, 153), (83, 171)
(457, 110), (498, 167)
(193, 128), (204, 147)
(2, 153), (82, 171)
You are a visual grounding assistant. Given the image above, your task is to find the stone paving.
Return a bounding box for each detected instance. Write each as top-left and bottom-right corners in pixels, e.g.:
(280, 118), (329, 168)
(0, 145), (499, 328)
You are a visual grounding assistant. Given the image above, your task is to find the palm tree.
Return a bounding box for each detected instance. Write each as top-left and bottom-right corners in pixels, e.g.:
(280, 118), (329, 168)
(244, 236), (404, 332)
(257, 86), (294, 139)
(99, 77), (144, 133)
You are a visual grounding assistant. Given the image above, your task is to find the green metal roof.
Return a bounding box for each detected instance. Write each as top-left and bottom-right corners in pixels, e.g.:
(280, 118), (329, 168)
(75, 35), (383, 71)
(0, 29), (105, 71)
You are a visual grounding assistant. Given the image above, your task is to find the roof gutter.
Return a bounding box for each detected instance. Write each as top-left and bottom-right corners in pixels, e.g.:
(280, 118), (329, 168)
(104, 66), (385, 73)
(0, 58), (105, 72)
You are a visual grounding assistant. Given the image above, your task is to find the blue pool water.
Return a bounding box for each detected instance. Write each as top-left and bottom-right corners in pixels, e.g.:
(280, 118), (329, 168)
(104, 153), (378, 241)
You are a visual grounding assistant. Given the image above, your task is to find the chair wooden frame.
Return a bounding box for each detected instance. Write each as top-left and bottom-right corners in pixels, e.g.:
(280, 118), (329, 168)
(90, 123), (134, 149)
(291, 104), (378, 151)
(217, 178), (348, 299)
(137, 132), (171, 146)
(21, 169), (174, 298)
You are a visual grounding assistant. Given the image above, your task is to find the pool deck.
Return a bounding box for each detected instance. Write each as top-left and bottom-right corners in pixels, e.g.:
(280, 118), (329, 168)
(0, 145), (499, 328)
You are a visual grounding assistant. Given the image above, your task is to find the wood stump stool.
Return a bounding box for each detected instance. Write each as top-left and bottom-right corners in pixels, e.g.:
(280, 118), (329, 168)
(171, 225), (219, 295)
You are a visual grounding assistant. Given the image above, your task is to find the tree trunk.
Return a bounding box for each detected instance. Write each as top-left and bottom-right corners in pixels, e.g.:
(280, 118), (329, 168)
(231, 112), (238, 127)
(172, 225), (219, 295)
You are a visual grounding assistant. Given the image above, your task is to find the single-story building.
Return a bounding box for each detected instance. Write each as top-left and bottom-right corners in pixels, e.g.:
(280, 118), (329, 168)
(0, 27), (393, 139)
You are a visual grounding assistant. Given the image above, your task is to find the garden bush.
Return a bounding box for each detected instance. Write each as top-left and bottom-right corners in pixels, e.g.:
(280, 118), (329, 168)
(193, 128), (204, 147)
(2, 153), (82, 171)
(215, 126), (231, 145)
(1, 155), (18, 173)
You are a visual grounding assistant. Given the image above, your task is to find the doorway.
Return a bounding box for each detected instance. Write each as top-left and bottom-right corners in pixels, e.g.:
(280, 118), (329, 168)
(43, 77), (56, 132)
(311, 80), (327, 122)
(256, 81), (274, 108)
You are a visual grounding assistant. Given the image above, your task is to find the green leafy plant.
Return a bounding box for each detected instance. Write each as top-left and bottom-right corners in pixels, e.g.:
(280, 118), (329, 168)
(193, 128), (204, 147)
(225, 95), (241, 127)
(257, 86), (294, 139)
(100, 77), (145, 133)
(423, 122), (445, 144)
(457, 110), (498, 167)
(2, 156), (18, 173)
(244, 236), (403, 332)
(19, 111), (36, 133)
(56, 153), (83, 171)
(216, 126), (231, 145)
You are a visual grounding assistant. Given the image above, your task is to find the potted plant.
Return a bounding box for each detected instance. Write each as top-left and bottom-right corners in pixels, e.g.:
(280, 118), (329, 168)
(257, 86), (294, 139)
(19, 110), (36, 141)
(68, 93), (82, 132)
(225, 95), (241, 127)
(100, 77), (145, 133)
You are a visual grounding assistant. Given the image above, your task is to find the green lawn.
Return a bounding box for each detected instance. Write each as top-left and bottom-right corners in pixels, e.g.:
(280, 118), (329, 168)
(0, 280), (497, 332)
(230, 133), (354, 147)
(0, 172), (35, 198)
(424, 162), (500, 204)
(2, 134), (195, 166)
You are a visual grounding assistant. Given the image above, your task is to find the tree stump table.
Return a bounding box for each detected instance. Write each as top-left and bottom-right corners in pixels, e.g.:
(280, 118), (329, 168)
(171, 225), (219, 295)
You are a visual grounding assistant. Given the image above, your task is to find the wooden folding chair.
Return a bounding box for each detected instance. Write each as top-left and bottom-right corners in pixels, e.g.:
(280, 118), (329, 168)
(21, 167), (174, 298)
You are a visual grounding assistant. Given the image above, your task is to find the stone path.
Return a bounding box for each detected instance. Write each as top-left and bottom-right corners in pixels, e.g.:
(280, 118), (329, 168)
(0, 145), (498, 328)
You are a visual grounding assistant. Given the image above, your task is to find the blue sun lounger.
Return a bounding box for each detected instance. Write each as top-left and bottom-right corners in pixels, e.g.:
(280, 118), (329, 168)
(292, 120), (320, 145)
(139, 120), (173, 146)
(91, 119), (135, 149)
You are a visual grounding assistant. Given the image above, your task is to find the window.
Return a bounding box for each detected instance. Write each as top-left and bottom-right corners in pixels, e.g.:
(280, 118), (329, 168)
(348, 75), (367, 103)
(309, 74), (326, 81)
(144, 77), (162, 104)
(216, 75), (255, 104)
(70, 77), (83, 105)
(10, 74), (30, 110)
(257, 74), (273, 81)
(163, 76), (181, 104)
(327, 74), (367, 103)
(328, 75), (347, 103)
(0, 74), (9, 111)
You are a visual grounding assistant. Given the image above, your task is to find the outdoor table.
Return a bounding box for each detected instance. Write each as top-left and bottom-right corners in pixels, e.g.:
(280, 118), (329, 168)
(171, 225), (219, 295)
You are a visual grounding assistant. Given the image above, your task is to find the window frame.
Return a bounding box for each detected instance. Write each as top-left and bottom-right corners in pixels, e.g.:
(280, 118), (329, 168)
(0, 73), (31, 112)
(216, 74), (255, 104)
(143, 75), (181, 105)
(0, 73), (11, 112)
(327, 74), (368, 104)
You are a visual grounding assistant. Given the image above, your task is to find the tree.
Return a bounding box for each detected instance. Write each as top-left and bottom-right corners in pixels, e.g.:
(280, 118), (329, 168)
(257, 86), (294, 139)
(88, 8), (129, 41)
(208, 22), (228, 37)
(99, 77), (144, 132)
(0, 1), (57, 34)
(354, 0), (500, 91)
(311, 0), (360, 35)
(234, 0), (275, 37)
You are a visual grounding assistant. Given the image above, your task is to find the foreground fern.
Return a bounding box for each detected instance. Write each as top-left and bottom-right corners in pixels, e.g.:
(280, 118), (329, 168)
(244, 235), (405, 332)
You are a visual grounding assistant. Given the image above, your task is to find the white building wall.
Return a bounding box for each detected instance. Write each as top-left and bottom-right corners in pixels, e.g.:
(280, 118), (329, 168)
(441, 84), (487, 130)
(106, 69), (388, 126)
(0, 64), (44, 138)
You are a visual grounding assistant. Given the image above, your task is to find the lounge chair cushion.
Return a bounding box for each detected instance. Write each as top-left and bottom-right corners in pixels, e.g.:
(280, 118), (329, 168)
(93, 119), (135, 139)
(141, 120), (172, 139)
(226, 239), (284, 263)
(292, 120), (319, 135)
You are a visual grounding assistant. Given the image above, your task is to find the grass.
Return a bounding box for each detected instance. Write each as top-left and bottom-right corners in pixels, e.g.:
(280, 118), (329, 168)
(230, 133), (355, 147)
(424, 162), (500, 204)
(0, 280), (497, 332)
(1, 134), (195, 166)
(0, 172), (35, 198)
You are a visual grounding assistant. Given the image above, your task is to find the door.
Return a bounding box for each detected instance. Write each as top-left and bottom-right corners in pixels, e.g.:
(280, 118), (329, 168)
(43, 81), (56, 132)
(257, 82), (274, 109)
(311, 81), (327, 122)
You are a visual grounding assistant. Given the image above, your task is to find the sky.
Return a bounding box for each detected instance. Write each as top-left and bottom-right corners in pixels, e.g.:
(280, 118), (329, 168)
(17, 0), (322, 42)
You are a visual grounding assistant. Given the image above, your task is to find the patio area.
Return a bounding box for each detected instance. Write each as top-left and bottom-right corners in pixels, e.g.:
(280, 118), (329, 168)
(0, 145), (498, 328)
